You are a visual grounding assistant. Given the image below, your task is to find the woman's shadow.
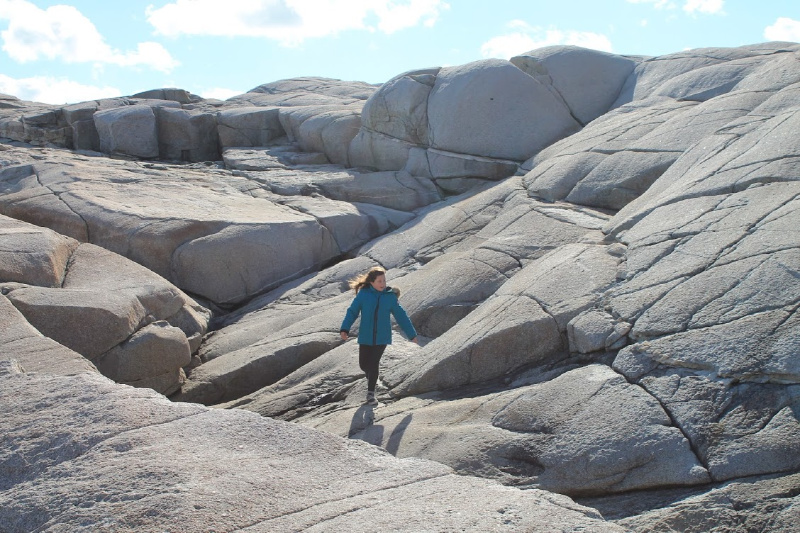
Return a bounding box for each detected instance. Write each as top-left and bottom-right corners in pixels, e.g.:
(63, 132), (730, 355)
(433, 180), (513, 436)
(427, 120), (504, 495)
(349, 405), (412, 456)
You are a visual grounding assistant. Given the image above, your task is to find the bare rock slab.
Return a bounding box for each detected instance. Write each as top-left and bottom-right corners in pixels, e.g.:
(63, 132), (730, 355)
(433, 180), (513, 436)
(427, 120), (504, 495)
(0, 368), (624, 532)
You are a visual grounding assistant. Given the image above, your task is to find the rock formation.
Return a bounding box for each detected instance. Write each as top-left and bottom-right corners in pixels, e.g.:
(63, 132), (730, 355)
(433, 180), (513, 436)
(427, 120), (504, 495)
(2, 42), (799, 531)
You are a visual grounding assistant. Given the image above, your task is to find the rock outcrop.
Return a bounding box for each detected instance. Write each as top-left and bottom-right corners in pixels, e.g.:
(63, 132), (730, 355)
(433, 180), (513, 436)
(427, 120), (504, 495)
(3, 42), (800, 531)
(0, 215), (208, 394)
(1, 355), (620, 532)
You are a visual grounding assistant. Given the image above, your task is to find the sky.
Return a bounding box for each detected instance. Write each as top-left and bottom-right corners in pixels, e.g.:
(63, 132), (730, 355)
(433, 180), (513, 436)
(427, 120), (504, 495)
(1, 0), (799, 105)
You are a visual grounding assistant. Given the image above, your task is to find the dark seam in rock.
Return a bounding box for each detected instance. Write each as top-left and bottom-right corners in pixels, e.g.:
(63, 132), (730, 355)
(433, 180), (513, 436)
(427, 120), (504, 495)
(612, 366), (711, 473)
(769, 301), (800, 336)
(32, 169), (91, 242)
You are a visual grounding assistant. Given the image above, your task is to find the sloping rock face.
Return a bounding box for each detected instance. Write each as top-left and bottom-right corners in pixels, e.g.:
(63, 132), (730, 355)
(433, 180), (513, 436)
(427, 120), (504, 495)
(0, 355), (620, 532)
(3, 43), (800, 531)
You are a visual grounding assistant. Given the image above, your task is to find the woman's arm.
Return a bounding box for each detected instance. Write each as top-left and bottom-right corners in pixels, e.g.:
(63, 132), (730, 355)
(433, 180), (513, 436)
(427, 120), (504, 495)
(340, 293), (362, 340)
(391, 299), (418, 343)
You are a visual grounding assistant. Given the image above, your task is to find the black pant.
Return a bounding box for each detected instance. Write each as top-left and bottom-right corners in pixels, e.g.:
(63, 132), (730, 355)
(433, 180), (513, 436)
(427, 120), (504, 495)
(359, 344), (387, 392)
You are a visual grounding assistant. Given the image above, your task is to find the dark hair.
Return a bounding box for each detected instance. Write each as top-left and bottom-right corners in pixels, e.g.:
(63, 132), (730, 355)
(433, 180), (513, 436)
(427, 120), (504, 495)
(348, 267), (386, 294)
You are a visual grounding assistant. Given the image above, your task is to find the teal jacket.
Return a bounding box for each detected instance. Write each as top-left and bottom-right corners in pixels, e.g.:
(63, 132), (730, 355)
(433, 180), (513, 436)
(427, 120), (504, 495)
(340, 286), (417, 345)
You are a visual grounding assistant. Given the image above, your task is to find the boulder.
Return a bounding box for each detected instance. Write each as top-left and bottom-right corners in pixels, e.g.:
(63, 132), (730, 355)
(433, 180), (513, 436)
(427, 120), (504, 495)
(360, 67), (440, 145)
(93, 321), (191, 384)
(0, 153), (345, 306)
(349, 58), (585, 174)
(567, 309), (625, 354)
(216, 107), (284, 148)
(0, 216), (208, 393)
(6, 286), (147, 360)
(155, 106), (220, 162)
(233, 77), (376, 107)
(0, 214), (79, 287)
(94, 105), (159, 158)
(427, 59), (581, 161)
(0, 295), (96, 376)
(511, 45), (639, 125)
(131, 88), (197, 104)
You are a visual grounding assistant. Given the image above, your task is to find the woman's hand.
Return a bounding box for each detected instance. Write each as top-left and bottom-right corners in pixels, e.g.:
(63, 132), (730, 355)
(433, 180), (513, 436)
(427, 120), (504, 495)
(340, 331), (349, 341)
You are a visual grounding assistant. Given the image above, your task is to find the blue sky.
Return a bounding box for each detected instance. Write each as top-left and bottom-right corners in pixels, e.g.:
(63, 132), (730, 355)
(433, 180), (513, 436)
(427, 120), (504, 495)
(1, 0), (799, 105)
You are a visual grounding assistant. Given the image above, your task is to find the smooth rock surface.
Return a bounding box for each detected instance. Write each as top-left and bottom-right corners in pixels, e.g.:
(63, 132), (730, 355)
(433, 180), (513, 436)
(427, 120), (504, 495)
(0, 366), (622, 532)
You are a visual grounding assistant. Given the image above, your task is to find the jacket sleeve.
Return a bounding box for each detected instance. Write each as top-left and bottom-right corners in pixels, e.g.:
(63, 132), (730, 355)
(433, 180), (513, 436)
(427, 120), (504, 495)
(391, 299), (417, 340)
(340, 293), (362, 333)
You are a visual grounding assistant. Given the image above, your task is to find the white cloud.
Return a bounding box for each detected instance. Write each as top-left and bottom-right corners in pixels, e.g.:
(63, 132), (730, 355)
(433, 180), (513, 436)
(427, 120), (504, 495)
(0, 0), (178, 72)
(146, 0), (449, 46)
(0, 74), (121, 104)
(200, 87), (244, 100)
(764, 17), (800, 41)
(682, 0), (724, 15)
(480, 26), (613, 59)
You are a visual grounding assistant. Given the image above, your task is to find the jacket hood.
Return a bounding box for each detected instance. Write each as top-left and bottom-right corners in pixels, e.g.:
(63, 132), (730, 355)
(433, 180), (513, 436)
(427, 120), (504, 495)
(364, 285), (400, 296)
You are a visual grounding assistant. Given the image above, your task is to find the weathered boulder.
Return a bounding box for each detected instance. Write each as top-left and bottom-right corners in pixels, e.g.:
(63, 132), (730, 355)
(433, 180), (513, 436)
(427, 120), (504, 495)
(131, 87), (198, 104)
(611, 42), (800, 107)
(6, 286), (147, 359)
(0, 215), (79, 286)
(155, 106), (220, 161)
(385, 242), (620, 396)
(0, 152), (340, 306)
(511, 45), (639, 125)
(522, 43), (800, 211)
(0, 215), (208, 393)
(567, 309), (630, 354)
(93, 105), (161, 158)
(428, 59), (581, 160)
(0, 295), (95, 376)
(349, 55), (585, 177)
(216, 107), (283, 148)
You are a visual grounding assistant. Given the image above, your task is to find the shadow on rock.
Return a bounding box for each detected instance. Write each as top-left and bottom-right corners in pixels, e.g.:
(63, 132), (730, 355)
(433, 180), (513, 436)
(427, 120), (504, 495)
(349, 407), (414, 457)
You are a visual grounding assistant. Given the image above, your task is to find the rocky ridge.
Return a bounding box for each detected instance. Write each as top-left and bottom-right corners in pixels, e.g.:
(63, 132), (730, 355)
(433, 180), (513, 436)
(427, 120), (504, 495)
(2, 42), (800, 531)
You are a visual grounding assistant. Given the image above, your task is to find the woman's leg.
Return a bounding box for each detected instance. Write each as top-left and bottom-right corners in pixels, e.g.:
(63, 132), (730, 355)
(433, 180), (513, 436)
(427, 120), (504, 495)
(359, 344), (387, 392)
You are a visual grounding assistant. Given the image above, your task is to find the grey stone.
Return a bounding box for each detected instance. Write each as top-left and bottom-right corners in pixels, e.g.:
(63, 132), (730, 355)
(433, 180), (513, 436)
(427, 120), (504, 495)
(617, 473), (800, 533)
(0, 214), (79, 287)
(360, 67), (439, 145)
(94, 105), (159, 158)
(0, 369), (621, 532)
(567, 309), (616, 354)
(217, 106), (284, 148)
(6, 286), (147, 360)
(427, 59), (581, 161)
(93, 321), (190, 384)
(0, 295), (96, 376)
(155, 106), (220, 162)
(511, 45), (638, 125)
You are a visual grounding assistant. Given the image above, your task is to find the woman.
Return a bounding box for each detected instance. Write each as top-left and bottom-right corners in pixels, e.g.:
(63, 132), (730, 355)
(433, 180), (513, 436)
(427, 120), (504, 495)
(340, 267), (417, 405)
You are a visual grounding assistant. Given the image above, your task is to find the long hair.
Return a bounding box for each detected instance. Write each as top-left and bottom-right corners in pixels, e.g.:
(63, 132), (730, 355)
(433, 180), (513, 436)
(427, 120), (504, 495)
(349, 267), (386, 294)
